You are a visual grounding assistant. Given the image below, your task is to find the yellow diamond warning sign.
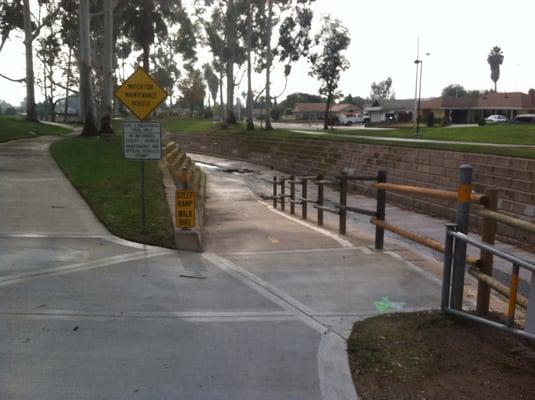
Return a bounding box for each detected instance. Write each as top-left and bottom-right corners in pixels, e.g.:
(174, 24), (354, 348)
(176, 190), (196, 228)
(114, 68), (168, 120)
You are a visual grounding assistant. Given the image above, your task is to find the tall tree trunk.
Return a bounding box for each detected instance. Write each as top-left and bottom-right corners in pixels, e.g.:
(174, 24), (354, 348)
(225, 0), (236, 125)
(323, 81), (333, 130)
(219, 69), (225, 125)
(48, 60), (55, 122)
(99, 0), (114, 134)
(246, 0), (254, 130)
(22, 0), (38, 122)
(64, 47), (72, 122)
(79, 0), (98, 135)
(142, 0), (152, 72)
(42, 62), (48, 120)
(49, 97), (56, 122)
(264, 0), (273, 130)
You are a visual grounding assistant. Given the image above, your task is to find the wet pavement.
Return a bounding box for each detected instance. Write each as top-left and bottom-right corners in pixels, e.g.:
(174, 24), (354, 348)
(0, 135), (459, 399)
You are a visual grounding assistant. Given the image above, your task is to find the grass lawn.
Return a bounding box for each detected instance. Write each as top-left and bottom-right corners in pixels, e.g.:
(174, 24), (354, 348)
(341, 123), (535, 145)
(0, 116), (71, 142)
(50, 131), (175, 249)
(348, 311), (535, 400)
(162, 118), (535, 159)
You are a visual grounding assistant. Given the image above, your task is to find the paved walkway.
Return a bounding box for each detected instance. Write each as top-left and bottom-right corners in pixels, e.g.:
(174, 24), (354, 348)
(0, 133), (445, 399)
(191, 153), (535, 297)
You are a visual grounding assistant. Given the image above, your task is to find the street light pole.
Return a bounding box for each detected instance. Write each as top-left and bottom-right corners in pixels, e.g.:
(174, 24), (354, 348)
(413, 38), (420, 130)
(414, 52), (430, 138)
(414, 59), (422, 137)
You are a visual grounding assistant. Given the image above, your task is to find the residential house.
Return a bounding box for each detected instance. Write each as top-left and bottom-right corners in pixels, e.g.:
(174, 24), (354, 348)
(421, 92), (535, 124)
(364, 99), (415, 123)
(293, 103), (327, 120)
(293, 102), (361, 121)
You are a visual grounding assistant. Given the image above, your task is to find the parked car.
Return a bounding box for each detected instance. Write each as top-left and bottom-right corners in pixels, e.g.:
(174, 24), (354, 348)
(339, 113), (369, 126)
(511, 114), (535, 124)
(484, 114), (508, 124)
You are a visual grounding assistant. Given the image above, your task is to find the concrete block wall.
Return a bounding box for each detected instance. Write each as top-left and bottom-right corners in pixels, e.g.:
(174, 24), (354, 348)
(168, 133), (535, 248)
(163, 141), (207, 251)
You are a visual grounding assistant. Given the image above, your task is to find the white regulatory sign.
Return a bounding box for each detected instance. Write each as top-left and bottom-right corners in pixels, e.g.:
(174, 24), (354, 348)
(123, 121), (162, 160)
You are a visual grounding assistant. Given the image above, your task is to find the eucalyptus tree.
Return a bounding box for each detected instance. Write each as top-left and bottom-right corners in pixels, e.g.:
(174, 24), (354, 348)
(199, 2), (227, 123)
(178, 67), (206, 117)
(308, 15), (350, 130)
(117, 1), (196, 72)
(197, 0), (246, 126)
(257, 0), (315, 129)
(151, 43), (180, 106)
(203, 63), (219, 109)
(0, 0), (61, 121)
(79, 0), (98, 135)
(37, 31), (61, 121)
(116, 40), (132, 81)
(487, 46), (504, 92)
(98, 0), (116, 134)
(369, 77), (394, 101)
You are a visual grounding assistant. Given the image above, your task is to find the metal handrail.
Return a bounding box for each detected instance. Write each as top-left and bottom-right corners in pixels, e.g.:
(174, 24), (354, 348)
(448, 231), (535, 273)
(443, 224), (535, 338)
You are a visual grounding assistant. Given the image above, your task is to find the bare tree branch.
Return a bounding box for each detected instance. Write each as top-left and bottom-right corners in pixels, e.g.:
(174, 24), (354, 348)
(0, 72), (26, 83)
(254, 86), (266, 103)
(234, 67), (246, 88)
(0, 36), (7, 53)
(273, 75), (288, 100)
(32, 7), (61, 40)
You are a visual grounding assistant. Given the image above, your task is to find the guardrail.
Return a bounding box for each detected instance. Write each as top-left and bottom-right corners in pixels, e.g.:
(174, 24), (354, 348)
(272, 164), (535, 327)
(273, 173), (378, 236)
(442, 226), (535, 340)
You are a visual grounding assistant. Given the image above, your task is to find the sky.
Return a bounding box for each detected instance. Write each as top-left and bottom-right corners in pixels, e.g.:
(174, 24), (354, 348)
(1, 0), (535, 106)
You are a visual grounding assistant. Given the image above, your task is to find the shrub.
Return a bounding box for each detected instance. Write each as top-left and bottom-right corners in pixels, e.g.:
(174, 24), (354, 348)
(4, 107), (16, 115)
(426, 112), (435, 127)
(478, 118), (486, 126)
(204, 108), (213, 119)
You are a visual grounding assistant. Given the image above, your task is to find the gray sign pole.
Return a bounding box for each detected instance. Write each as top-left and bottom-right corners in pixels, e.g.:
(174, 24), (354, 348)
(141, 160), (146, 232)
(450, 164), (473, 309)
(123, 121), (162, 233)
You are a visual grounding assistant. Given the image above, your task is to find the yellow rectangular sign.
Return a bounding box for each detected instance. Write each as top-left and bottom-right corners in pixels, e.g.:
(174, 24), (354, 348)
(114, 68), (168, 121)
(176, 190), (196, 228)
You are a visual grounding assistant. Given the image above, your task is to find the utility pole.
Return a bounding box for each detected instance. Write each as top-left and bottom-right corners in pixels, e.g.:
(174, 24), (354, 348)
(413, 38), (419, 130)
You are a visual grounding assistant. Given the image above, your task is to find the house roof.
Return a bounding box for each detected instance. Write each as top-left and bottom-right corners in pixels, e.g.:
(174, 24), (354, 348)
(293, 103), (327, 113)
(364, 99), (415, 112)
(293, 102), (361, 113)
(330, 103), (360, 113)
(422, 92), (535, 110)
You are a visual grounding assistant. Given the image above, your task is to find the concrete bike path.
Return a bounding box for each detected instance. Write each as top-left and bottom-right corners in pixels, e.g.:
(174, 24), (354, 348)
(0, 134), (440, 399)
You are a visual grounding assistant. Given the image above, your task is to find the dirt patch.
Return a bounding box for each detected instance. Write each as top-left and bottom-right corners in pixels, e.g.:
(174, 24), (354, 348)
(348, 311), (535, 400)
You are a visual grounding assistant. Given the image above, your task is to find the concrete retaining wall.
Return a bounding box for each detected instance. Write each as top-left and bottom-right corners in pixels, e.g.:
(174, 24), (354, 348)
(162, 141), (207, 251)
(167, 133), (535, 248)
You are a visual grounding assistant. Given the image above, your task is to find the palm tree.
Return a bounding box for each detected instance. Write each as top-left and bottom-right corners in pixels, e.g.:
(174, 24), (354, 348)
(487, 46), (504, 92)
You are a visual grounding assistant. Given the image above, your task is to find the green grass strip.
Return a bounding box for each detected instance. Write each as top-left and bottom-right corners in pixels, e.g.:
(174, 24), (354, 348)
(50, 133), (175, 248)
(0, 116), (71, 142)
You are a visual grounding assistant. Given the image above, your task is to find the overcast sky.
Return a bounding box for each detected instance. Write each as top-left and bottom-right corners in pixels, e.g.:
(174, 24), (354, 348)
(1, 0), (534, 106)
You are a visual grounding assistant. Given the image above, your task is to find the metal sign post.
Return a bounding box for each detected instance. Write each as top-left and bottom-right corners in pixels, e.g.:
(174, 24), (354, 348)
(115, 69), (168, 232)
(123, 121), (162, 231)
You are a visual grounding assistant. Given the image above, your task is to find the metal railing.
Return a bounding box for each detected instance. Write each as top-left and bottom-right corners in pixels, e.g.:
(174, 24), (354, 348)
(272, 173), (378, 236)
(442, 226), (535, 340)
(272, 164), (535, 329)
